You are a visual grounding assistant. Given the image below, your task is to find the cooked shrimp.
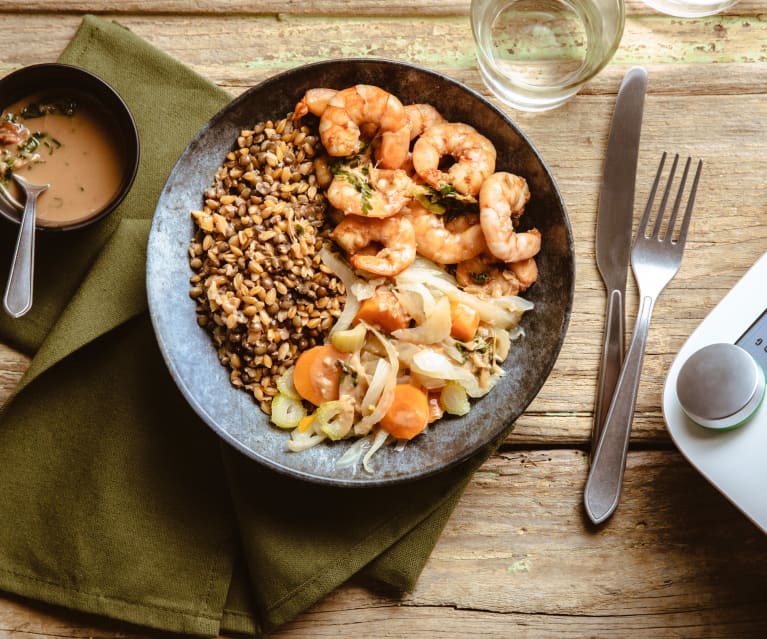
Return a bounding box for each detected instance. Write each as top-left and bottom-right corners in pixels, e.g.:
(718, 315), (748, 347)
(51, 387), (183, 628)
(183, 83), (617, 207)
(331, 213), (416, 277)
(319, 85), (410, 170)
(0, 120), (28, 146)
(455, 253), (522, 297)
(510, 257), (538, 289)
(293, 88), (338, 119)
(479, 171), (541, 262)
(404, 103), (446, 141)
(411, 122), (496, 196)
(407, 201), (486, 264)
(327, 167), (414, 218)
(313, 155), (334, 189)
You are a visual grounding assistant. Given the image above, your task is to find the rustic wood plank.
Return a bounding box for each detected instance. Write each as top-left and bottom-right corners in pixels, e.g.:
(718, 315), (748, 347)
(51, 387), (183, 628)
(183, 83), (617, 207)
(1, 14), (767, 96)
(2, 0), (764, 17)
(274, 449), (767, 638)
(1, 450), (765, 638)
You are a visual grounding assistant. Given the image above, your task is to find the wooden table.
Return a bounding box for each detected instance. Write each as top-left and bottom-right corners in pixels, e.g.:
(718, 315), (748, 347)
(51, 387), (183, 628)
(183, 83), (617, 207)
(2, 1), (767, 637)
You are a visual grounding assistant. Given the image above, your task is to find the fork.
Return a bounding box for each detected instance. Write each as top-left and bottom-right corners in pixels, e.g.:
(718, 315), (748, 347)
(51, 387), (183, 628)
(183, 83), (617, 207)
(584, 152), (703, 525)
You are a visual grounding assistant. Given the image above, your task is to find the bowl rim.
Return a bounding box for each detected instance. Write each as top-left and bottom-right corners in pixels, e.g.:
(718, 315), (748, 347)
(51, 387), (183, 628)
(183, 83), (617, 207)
(0, 62), (140, 232)
(147, 57), (575, 487)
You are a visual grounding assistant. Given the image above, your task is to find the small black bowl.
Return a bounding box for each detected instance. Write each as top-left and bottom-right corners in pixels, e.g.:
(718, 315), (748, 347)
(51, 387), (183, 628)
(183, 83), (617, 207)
(0, 63), (139, 231)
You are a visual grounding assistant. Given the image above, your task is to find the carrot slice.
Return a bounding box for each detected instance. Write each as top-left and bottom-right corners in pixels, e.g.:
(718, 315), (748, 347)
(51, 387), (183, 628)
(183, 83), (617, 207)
(354, 288), (410, 333)
(449, 300), (480, 342)
(380, 384), (430, 440)
(293, 344), (347, 407)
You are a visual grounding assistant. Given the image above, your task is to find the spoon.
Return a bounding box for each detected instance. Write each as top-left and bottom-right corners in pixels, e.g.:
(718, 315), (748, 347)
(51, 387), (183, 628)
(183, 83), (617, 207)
(3, 173), (49, 318)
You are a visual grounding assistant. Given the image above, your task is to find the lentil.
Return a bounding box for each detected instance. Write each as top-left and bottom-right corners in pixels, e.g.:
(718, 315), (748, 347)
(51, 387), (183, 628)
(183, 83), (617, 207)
(188, 113), (345, 415)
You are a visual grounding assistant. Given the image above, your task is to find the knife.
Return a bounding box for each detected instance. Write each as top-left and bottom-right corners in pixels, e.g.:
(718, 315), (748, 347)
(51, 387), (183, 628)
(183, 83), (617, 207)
(591, 67), (648, 458)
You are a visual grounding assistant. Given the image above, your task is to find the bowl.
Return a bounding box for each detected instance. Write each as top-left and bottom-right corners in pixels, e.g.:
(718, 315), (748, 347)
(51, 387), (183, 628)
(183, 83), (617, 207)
(0, 63), (139, 231)
(147, 58), (574, 487)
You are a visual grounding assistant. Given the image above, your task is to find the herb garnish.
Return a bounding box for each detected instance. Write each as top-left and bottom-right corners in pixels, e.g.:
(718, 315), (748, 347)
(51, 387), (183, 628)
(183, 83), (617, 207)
(331, 163), (374, 215)
(469, 270), (489, 285)
(21, 97), (78, 119)
(336, 360), (359, 386)
(414, 183), (478, 217)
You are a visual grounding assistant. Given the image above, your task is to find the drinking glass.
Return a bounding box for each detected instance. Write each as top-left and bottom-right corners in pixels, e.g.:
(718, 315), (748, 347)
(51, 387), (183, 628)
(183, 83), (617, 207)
(641, 0), (737, 17)
(471, 0), (625, 112)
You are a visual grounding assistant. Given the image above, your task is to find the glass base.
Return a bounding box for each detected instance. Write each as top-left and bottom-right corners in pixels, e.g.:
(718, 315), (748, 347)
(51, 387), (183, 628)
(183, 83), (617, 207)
(641, 0), (738, 17)
(476, 54), (581, 112)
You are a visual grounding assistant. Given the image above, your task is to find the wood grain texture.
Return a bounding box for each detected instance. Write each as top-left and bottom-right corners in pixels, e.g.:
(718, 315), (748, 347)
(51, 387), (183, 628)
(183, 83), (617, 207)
(1, 451), (766, 638)
(2, 0), (765, 17)
(2, 2), (767, 638)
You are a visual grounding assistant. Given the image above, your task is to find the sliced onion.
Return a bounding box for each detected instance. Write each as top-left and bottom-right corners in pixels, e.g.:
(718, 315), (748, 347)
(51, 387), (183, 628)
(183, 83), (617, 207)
(392, 295), (451, 344)
(362, 428), (391, 473)
(394, 281), (436, 323)
(442, 339), (466, 364)
(390, 339), (420, 367)
(410, 349), (484, 397)
(359, 357), (391, 419)
(397, 257), (533, 329)
(492, 327), (511, 362)
(320, 247), (362, 333)
(408, 370), (447, 391)
(331, 295), (360, 334)
(320, 246), (357, 289)
(392, 288), (425, 324)
(354, 324), (398, 435)
(350, 278), (383, 301)
(335, 434), (372, 469)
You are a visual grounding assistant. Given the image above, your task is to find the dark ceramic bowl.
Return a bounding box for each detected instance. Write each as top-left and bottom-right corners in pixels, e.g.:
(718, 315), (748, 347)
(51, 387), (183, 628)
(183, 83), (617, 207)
(147, 59), (574, 487)
(0, 63), (139, 231)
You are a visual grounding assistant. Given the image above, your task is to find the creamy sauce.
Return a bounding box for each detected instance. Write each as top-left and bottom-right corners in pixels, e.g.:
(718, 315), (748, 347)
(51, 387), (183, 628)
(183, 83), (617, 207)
(0, 92), (126, 227)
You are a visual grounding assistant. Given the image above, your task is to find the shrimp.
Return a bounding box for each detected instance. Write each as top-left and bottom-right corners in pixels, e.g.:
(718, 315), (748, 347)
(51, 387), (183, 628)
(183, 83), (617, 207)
(331, 213), (416, 277)
(313, 155), (334, 189)
(479, 171), (541, 263)
(455, 253), (523, 297)
(411, 122), (496, 196)
(404, 103), (446, 141)
(319, 85), (410, 170)
(510, 257), (538, 289)
(407, 201), (486, 264)
(293, 88), (338, 119)
(327, 167), (414, 218)
(0, 120), (28, 146)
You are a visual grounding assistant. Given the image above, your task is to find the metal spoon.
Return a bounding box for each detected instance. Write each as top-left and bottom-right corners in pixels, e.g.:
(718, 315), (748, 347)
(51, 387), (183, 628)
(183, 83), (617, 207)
(3, 173), (49, 318)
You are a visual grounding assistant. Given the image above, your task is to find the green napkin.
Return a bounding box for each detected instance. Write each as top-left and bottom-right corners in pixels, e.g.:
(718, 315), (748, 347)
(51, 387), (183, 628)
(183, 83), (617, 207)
(0, 16), (504, 637)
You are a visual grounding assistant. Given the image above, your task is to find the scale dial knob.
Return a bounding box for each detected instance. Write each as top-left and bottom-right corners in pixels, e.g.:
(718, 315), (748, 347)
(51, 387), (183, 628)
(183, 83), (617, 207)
(676, 343), (765, 430)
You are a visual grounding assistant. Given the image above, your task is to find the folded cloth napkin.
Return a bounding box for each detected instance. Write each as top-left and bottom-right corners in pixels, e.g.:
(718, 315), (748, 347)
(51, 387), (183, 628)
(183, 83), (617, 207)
(0, 16), (506, 637)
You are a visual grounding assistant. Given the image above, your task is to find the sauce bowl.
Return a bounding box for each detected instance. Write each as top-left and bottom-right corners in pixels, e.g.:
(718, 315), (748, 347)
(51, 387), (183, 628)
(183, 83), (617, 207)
(0, 63), (139, 231)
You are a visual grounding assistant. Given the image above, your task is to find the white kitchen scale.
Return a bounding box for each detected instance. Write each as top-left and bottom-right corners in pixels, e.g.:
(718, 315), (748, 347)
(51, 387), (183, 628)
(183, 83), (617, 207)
(663, 251), (767, 534)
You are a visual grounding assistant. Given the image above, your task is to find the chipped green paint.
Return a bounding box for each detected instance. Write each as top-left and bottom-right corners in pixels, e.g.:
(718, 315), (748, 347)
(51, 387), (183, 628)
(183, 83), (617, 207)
(508, 559), (530, 573)
(239, 16), (475, 70)
(236, 14), (767, 71)
(613, 15), (767, 65)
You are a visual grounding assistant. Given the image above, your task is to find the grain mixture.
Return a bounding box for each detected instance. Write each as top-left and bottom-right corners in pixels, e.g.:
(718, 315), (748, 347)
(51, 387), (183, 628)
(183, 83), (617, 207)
(188, 115), (345, 414)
